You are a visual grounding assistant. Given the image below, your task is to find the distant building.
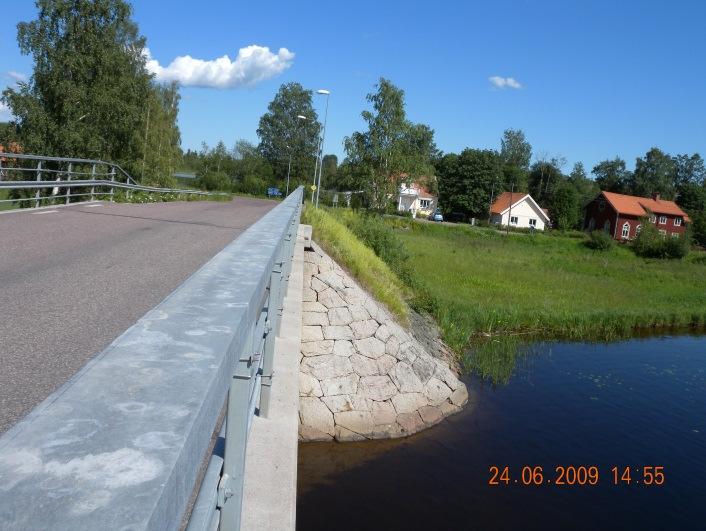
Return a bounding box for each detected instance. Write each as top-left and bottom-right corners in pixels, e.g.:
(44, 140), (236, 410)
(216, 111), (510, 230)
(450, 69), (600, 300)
(397, 181), (436, 218)
(583, 191), (689, 240)
(490, 192), (550, 230)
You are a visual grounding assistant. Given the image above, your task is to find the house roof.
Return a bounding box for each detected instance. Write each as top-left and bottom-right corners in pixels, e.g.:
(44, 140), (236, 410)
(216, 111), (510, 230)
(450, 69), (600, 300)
(601, 191), (689, 221)
(490, 191), (550, 222)
(400, 181), (435, 199)
(490, 192), (528, 214)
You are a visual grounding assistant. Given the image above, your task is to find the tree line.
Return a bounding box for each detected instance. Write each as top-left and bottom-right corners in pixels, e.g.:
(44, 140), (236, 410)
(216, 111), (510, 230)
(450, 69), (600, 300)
(319, 78), (706, 246)
(0, 0), (181, 187)
(2, 1), (704, 246)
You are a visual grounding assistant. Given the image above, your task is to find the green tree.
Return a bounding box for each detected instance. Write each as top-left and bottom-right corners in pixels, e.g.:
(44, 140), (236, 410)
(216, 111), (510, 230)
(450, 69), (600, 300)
(568, 161), (600, 207)
(233, 140), (273, 191)
(139, 82), (181, 186)
(629, 147), (676, 199)
(528, 158), (564, 206)
(343, 78), (436, 210)
(1, 0), (156, 175)
(436, 149), (503, 220)
(257, 82), (320, 186)
(549, 183), (580, 230)
(320, 154), (338, 189)
(691, 212), (706, 247)
(676, 181), (706, 214)
(500, 128), (532, 170)
(591, 157), (631, 193)
(500, 129), (531, 192)
(672, 153), (705, 186)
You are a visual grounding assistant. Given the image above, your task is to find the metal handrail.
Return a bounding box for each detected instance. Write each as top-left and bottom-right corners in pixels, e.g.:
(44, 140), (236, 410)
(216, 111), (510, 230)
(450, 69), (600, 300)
(0, 152), (226, 207)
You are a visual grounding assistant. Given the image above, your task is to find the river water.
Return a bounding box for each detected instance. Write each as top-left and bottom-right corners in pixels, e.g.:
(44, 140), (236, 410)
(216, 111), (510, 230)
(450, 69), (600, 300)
(297, 333), (706, 530)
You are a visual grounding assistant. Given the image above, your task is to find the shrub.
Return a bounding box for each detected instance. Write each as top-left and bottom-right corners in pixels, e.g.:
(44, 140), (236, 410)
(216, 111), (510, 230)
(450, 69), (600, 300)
(196, 171), (232, 192)
(584, 230), (614, 251)
(632, 222), (689, 259)
(339, 211), (412, 283)
(662, 233), (690, 259)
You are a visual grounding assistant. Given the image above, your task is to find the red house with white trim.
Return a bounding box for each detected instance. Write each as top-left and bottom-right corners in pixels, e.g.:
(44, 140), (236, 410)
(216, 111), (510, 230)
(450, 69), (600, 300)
(583, 191), (690, 241)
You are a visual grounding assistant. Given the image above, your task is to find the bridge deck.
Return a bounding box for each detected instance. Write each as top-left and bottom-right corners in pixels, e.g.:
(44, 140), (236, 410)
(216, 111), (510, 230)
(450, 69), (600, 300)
(0, 198), (276, 434)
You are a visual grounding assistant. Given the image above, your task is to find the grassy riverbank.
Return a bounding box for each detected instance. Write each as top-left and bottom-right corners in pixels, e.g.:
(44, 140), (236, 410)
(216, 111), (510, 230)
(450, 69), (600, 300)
(391, 219), (706, 352)
(303, 207), (706, 382)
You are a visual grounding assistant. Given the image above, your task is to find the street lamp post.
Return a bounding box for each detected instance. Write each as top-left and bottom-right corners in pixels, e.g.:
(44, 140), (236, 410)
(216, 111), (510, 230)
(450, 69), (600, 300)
(311, 137), (321, 203)
(315, 89), (330, 208)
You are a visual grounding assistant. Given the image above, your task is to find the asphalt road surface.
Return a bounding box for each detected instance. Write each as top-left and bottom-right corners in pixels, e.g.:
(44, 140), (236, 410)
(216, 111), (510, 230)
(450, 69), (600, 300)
(0, 198), (276, 434)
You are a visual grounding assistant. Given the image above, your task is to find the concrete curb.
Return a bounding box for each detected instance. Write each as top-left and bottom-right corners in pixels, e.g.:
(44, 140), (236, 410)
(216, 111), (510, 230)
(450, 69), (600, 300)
(240, 225), (305, 531)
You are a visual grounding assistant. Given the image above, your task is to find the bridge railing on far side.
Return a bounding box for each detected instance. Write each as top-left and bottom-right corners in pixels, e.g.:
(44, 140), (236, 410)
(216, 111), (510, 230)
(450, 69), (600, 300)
(0, 152), (224, 209)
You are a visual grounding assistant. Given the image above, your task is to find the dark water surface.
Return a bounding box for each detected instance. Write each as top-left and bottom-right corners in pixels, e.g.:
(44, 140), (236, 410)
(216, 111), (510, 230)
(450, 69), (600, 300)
(297, 334), (706, 530)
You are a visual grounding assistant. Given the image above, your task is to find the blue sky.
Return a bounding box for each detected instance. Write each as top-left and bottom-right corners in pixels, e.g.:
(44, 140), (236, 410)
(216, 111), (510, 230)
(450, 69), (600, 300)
(2, 0), (705, 173)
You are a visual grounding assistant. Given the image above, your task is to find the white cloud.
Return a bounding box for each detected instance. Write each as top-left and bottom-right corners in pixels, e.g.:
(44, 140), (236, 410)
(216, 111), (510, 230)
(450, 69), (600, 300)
(144, 46), (295, 89)
(489, 76), (523, 90)
(7, 71), (27, 83)
(0, 101), (11, 121)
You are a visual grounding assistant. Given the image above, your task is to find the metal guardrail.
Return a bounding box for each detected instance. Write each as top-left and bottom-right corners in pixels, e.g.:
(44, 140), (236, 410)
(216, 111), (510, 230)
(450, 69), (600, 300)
(188, 187), (302, 531)
(0, 186), (303, 530)
(0, 152), (223, 208)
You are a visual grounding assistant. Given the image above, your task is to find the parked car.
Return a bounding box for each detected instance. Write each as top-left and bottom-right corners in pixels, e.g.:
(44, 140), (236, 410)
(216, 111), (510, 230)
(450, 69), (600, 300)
(432, 209), (444, 222)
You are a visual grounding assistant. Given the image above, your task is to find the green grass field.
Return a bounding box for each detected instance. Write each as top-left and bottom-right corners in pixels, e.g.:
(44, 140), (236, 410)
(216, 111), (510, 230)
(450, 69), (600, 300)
(390, 219), (706, 354)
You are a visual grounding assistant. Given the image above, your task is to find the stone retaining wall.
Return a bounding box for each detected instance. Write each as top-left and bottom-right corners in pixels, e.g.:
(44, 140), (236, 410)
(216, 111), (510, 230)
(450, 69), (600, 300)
(299, 238), (468, 442)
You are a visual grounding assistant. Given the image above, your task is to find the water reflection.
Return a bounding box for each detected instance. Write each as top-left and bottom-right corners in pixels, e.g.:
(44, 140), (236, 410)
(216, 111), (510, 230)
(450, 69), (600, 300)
(298, 334), (706, 531)
(464, 327), (706, 386)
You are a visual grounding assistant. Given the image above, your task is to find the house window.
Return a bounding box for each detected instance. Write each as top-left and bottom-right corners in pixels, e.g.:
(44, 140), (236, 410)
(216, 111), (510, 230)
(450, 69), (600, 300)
(658, 215), (667, 225)
(674, 218), (682, 226)
(621, 222), (630, 239)
(529, 218), (537, 227)
(671, 233), (679, 238)
(603, 220), (611, 233)
(510, 216), (518, 225)
(659, 229), (667, 238)
(636, 224), (642, 235)
(419, 199), (430, 209)
(588, 218), (596, 231)
(649, 215), (656, 223)
(598, 200), (606, 212)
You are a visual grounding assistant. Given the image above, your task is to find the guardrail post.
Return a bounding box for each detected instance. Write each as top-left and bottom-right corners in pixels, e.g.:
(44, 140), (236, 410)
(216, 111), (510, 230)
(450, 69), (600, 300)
(35, 160), (42, 208)
(109, 167), (115, 202)
(259, 255), (284, 418)
(90, 164), (96, 201)
(65, 163), (72, 205)
(218, 326), (258, 531)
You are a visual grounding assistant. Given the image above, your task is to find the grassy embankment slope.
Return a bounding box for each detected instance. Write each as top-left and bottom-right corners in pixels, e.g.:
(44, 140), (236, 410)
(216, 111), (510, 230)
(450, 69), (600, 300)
(301, 206), (409, 324)
(391, 219), (706, 353)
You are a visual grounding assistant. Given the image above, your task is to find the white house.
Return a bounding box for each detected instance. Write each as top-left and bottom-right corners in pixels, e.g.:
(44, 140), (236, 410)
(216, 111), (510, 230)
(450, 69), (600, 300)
(490, 191), (550, 230)
(398, 182), (436, 217)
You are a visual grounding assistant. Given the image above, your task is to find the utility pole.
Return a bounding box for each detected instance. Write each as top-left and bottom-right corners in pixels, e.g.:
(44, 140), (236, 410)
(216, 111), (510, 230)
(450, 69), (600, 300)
(315, 90), (330, 208)
(507, 182), (514, 236)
